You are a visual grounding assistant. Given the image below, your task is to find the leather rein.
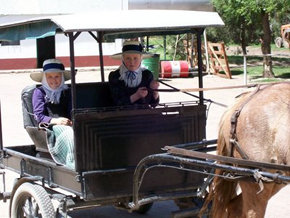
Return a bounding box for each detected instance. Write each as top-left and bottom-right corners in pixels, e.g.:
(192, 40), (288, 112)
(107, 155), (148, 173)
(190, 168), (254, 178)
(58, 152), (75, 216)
(229, 85), (261, 159)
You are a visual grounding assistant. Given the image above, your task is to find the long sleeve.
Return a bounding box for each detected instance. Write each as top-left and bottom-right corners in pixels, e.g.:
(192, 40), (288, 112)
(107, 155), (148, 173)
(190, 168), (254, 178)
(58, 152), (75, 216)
(146, 73), (160, 107)
(109, 69), (159, 107)
(32, 88), (52, 123)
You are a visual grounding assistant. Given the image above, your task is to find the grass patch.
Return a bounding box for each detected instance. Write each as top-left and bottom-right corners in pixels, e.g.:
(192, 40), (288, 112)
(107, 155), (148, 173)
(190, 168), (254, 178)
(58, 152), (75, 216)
(227, 56), (263, 65)
(227, 43), (290, 82)
(230, 65), (290, 82)
(228, 55), (290, 65)
(235, 43), (288, 52)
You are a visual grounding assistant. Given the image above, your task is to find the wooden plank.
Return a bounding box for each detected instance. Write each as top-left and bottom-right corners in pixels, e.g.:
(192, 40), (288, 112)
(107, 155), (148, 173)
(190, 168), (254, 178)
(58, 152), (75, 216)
(155, 81), (290, 92)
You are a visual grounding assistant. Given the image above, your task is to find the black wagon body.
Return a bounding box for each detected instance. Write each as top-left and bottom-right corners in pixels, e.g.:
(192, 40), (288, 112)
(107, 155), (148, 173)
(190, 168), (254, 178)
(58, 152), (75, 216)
(0, 10), (228, 217)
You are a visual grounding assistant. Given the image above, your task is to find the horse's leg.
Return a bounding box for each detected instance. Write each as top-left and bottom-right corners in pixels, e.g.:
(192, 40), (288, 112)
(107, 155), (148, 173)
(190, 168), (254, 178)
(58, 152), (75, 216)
(239, 181), (282, 218)
(227, 194), (243, 218)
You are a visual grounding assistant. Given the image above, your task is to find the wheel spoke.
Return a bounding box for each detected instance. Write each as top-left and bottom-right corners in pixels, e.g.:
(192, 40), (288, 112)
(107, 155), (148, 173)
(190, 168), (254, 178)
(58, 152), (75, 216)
(32, 199), (41, 217)
(22, 198), (33, 217)
(21, 197), (42, 218)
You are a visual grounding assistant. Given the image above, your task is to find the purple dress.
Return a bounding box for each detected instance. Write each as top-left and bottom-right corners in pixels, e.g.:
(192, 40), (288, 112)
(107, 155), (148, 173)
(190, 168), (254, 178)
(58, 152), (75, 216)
(32, 86), (71, 124)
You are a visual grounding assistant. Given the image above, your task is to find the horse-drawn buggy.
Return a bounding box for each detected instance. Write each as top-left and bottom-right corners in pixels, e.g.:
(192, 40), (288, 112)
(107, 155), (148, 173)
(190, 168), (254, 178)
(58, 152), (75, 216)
(0, 10), (289, 218)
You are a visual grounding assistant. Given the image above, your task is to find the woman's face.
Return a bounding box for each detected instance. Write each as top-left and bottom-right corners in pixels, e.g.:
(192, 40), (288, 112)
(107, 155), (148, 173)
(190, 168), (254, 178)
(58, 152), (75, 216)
(123, 53), (142, 71)
(45, 72), (62, 89)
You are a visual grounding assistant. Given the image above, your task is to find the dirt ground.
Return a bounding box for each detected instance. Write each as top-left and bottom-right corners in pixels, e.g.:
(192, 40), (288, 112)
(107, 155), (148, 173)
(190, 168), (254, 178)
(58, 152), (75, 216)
(0, 68), (289, 217)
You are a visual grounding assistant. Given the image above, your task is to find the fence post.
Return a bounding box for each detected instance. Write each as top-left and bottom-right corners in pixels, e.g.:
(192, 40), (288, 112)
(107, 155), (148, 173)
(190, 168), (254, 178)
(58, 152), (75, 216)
(243, 55), (247, 85)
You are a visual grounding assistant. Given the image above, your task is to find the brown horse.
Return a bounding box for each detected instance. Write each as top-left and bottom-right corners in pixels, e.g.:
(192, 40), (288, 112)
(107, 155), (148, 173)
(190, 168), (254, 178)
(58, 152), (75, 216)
(201, 82), (290, 218)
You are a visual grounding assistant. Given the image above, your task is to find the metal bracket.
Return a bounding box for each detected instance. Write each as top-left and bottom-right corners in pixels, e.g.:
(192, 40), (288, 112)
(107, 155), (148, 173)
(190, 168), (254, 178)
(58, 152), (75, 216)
(47, 167), (57, 188)
(53, 194), (74, 218)
(0, 150), (3, 166)
(20, 159), (26, 177)
(0, 170), (11, 202)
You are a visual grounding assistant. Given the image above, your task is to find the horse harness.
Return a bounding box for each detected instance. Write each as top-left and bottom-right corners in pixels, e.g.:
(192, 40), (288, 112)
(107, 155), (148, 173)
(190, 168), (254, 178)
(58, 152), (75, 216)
(229, 85), (261, 160)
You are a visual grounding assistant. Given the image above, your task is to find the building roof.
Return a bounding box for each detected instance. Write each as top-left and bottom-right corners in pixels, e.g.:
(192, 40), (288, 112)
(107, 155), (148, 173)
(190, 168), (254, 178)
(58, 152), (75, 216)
(0, 10), (224, 41)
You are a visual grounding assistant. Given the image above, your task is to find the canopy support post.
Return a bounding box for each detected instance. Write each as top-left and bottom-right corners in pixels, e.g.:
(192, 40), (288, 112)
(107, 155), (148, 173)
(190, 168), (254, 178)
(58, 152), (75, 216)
(97, 31), (105, 82)
(197, 28), (204, 105)
(68, 32), (78, 110)
(0, 101), (3, 150)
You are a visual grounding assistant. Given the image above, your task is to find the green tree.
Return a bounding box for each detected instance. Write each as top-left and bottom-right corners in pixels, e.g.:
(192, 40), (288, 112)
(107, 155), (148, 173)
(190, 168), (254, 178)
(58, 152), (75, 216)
(212, 0), (289, 78)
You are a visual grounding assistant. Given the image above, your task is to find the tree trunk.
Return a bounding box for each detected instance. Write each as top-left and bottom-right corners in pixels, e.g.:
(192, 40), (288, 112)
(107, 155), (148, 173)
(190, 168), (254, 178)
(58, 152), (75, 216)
(240, 23), (247, 55)
(261, 11), (274, 78)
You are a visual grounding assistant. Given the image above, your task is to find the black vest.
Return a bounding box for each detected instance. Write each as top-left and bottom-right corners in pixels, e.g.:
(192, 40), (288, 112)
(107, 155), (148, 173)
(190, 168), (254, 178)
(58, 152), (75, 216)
(39, 87), (71, 119)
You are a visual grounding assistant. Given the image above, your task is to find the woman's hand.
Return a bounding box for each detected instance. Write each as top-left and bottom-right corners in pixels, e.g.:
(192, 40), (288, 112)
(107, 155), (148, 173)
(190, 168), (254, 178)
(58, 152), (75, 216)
(50, 117), (72, 126)
(130, 81), (159, 103)
(136, 87), (148, 98)
(130, 87), (148, 103)
(150, 80), (159, 99)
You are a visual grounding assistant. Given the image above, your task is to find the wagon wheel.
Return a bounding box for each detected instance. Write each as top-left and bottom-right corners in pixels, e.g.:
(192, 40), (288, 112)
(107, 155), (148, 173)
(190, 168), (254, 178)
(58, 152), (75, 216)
(10, 182), (55, 218)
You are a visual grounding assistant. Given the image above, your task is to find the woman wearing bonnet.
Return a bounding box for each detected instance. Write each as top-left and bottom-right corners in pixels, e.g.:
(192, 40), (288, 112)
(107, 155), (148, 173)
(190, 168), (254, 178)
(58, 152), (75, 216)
(30, 58), (74, 169)
(109, 40), (160, 107)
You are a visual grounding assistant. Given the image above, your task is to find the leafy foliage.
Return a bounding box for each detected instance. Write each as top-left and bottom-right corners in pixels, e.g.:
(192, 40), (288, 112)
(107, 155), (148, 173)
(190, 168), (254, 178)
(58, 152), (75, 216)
(210, 0), (290, 45)
(211, 0), (289, 77)
(149, 35), (187, 61)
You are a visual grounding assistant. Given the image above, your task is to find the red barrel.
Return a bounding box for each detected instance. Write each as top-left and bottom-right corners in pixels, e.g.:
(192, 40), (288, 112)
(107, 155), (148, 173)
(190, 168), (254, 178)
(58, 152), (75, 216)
(160, 61), (189, 78)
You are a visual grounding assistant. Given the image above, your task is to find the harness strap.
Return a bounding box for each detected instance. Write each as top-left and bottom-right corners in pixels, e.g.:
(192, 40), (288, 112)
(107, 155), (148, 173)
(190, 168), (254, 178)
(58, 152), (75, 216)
(229, 85), (261, 159)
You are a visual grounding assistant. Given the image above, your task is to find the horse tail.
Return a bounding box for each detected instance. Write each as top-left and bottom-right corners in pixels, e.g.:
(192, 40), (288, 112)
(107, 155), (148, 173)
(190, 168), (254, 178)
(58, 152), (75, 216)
(199, 113), (239, 218)
(211, 134), (239, 218)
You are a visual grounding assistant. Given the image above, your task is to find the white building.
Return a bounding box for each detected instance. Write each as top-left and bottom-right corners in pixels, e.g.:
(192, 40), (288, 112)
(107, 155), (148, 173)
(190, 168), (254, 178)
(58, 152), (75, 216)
(0, 0), (213, 70)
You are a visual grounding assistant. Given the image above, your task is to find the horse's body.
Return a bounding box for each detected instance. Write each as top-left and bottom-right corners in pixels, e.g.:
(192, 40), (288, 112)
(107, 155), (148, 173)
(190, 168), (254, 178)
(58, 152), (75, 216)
(205, 83), (290, 218)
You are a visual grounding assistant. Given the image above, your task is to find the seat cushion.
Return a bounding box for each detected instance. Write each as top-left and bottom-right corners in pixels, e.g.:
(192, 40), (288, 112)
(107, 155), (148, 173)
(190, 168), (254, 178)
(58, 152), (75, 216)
(21, 84), (38, 128)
